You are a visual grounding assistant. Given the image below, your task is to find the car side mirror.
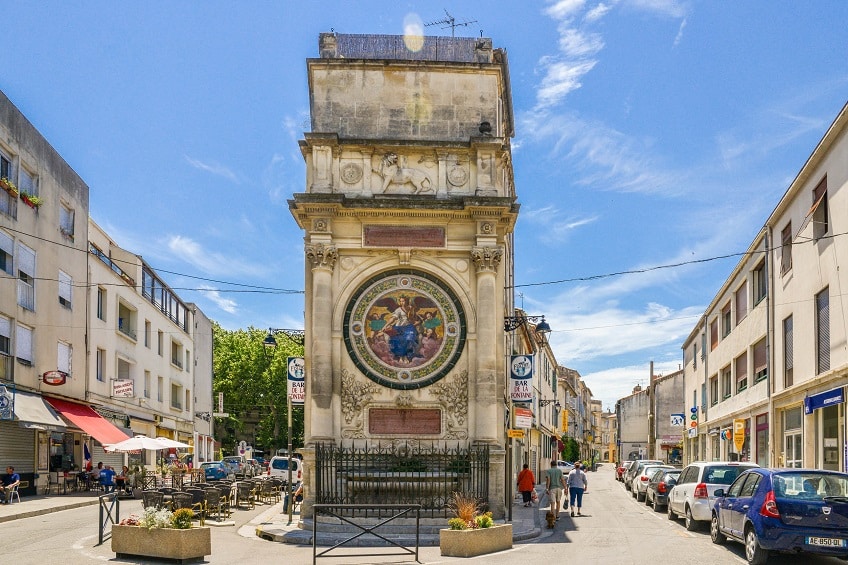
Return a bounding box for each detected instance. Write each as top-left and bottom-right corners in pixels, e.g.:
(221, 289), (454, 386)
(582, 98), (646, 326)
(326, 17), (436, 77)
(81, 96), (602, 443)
(714, 488), (725, 498)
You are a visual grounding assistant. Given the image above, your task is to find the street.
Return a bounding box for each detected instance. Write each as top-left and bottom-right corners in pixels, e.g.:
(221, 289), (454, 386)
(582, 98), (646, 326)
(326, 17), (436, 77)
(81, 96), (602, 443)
(1, 467), (846, 564)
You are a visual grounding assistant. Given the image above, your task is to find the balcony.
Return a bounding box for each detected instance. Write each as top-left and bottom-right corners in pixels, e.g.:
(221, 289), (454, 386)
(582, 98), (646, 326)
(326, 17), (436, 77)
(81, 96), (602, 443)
(171, 357), (183, 370)
(117, 320), (137, 341)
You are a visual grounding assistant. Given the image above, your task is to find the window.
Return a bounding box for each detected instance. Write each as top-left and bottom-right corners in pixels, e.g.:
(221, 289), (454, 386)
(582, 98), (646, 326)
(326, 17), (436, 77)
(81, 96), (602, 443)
(158, 331), (163, 356)
(117, 358), (130, 381)
(783, 315), (793, 388)
(753, 338), (767, 383)
(58, 342), (72, 377)
(816, 287), (830, 374)
(753, 261), (767, 304)
(732, 355), (747, 397)
(96, 349), (104, 381)
(735, 282), (747, 324)
(58, 270), (72, 308)
(60, 204), (75, 240)
(96, 287), (105, 320)
(144, 320), (151, 348)
(171, 382), (182, 409)
(18, 166), (36, 197)
(157, 376), (164, 402)
(701, 383), (707, 412)
(15, 324), (32, 365)
(710, 375), (718, 406)
(144, 371), (151, 398)
(721, 366), (732, 400)
(721, 302), (731, 338)
(0, 315), (11, 380)
(171, 341), (183, 369)
(710, 319), (718, 351)
(0, 230), (12, 275)
(117, 302), (136, 340)
(0, 153), (16, 218)
(185, 389), (191, 413)
(781, 222), (792, 274)
(812, 176), (829, 240)
(16, 242), (36, 311)
(692, 343), (697, 369)
(185, 350), (191, 372)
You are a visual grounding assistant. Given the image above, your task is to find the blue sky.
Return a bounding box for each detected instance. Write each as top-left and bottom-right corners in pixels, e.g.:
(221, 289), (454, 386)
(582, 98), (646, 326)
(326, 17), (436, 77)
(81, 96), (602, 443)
(3, 1), (848, 410)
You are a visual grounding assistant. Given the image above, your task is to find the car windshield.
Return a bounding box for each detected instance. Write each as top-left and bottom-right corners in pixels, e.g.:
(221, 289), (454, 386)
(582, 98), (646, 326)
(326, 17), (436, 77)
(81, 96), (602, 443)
(201, 463), (219, 469)
(773, 472), (848, 500)
(272, 459), (294, 470)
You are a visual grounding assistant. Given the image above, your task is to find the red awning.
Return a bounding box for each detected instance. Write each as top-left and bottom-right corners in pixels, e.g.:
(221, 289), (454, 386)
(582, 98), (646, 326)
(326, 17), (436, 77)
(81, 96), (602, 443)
(45, 398), (131, 445)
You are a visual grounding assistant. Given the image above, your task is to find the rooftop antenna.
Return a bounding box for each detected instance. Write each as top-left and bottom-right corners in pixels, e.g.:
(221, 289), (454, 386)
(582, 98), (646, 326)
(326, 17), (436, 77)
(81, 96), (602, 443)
(425, 9), (478, 37)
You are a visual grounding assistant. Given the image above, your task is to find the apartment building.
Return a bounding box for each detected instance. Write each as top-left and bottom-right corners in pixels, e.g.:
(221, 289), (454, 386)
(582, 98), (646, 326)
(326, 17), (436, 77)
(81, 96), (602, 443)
(682, 100), (848, 471)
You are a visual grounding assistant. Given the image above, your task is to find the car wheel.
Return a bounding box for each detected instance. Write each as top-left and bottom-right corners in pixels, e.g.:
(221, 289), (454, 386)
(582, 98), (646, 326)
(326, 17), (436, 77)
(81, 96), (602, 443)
(637, 491), (645, 502)
(645, 492), (652, 506)
(667, 501), (677, 520)
(745, 526), (768, 565)
(685, 506), (699, 531)
(632, 488), (637, 499)
(710, 513), (726, 545)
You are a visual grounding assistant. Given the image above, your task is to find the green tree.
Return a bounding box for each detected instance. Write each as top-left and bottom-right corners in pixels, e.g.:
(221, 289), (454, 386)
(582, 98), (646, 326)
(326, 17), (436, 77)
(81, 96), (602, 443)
(212, 324), (304, 455)
(561, 436), (580, 463)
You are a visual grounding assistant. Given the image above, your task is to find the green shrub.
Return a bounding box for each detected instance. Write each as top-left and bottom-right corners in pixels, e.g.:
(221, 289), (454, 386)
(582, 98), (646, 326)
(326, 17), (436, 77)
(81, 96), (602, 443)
(475, 512), (494, 528)
(171, 508), (194, 529)
(448, 518), (468, 530)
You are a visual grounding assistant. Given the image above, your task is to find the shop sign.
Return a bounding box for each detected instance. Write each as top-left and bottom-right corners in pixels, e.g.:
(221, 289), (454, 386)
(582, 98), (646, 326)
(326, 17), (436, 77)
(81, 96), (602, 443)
(510, 355), (533, 402)
(514, 406), (533, 429)
(687, 427), (698, 438)
(670, 413), (685, 426)
(287, 357), (305, 405)
(507, 429), (525, 439)
(733, 419), (746, 452)
(0, 383), (14, 420)
(42, 371), (68, 386)
(804, 386), (845, 415)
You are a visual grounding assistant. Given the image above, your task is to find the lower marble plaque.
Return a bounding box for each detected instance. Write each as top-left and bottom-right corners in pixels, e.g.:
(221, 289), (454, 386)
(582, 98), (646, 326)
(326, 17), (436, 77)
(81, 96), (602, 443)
(368, 408), (442, 435)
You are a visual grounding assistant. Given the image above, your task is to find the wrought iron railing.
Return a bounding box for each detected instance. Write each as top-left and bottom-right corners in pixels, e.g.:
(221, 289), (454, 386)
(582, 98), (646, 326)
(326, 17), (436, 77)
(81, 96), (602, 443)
(314, 442), (489, 518)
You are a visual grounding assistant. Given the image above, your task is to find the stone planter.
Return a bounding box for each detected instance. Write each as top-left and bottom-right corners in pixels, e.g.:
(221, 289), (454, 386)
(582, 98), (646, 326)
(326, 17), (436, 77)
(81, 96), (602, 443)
(111, 524), (211, 562)
(439, 523), (512, 558)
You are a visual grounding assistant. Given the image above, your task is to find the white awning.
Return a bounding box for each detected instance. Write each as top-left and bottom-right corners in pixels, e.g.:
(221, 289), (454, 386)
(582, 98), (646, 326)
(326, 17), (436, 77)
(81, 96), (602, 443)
(14, 390), (66, 431)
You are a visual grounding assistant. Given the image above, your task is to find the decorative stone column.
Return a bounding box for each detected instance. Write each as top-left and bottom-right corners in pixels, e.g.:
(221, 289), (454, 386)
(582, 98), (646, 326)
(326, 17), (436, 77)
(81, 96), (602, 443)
(305, 242), (337, 441)
(471, 245), (503, 442)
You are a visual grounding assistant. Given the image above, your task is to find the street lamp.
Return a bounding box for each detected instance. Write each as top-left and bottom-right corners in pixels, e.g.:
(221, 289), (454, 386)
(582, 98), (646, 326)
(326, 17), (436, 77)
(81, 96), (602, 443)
(503, 314), (551, 334)
(262, 327), (305, 525)
(538, 399), (561, 408)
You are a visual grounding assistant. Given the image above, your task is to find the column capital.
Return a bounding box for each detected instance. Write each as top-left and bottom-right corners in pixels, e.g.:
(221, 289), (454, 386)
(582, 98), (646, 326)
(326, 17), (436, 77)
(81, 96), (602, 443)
(471, 245), (503, 273)
(305, 243), (338, 271)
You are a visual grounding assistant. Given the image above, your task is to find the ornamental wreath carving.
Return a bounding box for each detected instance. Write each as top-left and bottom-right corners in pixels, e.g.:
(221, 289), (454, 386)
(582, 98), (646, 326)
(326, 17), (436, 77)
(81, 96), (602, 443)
(340, 368), (380, 438)
(430, 369), (469, 439)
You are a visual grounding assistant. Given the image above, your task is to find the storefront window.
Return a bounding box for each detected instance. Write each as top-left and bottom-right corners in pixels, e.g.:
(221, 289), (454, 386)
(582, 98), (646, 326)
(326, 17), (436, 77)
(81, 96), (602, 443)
(783, 407), (803, 468)
(756, 413), (768, 467)
(821, 404), (841, 471)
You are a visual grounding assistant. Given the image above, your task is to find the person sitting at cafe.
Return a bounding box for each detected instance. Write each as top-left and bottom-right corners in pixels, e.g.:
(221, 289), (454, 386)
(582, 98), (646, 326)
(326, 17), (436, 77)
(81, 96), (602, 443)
(115, 465), (130, 494)
(0, 466), (21, 504)
(99, 465), (116, 493)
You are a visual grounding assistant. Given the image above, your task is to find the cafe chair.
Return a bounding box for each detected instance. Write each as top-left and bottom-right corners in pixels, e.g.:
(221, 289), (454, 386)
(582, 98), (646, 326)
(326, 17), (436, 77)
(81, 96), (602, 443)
(141, 490), (166, 510)
(6, 484), (21, 504)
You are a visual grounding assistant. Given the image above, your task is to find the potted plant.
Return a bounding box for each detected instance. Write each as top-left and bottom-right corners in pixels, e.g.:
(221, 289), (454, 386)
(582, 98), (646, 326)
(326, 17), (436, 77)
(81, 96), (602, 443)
(439, 492), (512, 558)
(111, 506), (212, 561)
(0, 177), (18, 198)
(20, 192), (42, 209)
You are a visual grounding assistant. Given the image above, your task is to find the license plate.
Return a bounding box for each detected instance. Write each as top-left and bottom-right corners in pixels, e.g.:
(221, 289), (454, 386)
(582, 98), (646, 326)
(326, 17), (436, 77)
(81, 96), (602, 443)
(807, 537), (846, 547)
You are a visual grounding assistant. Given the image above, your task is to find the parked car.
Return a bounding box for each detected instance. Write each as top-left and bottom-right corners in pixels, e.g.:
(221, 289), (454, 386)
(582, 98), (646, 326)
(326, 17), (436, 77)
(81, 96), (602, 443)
(645, 469), (681, 511)
(246, 458), (263, 476)
(631, 464), (675, 501)
(617, 461), (634, 482)
(222, 455), (252, 478)
(624, 460), (664, 491)
(711, 468), (848, 564)
(268, 456), (303, 484)
(557, 461), (574, 473)
(668, 461), (759, 531)
(200, 461), (228, 481)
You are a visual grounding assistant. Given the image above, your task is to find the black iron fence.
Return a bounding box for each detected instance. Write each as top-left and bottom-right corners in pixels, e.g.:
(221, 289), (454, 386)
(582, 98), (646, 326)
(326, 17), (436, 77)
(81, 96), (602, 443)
(314, 442), (489, 518)
(97, 493), (120, 546)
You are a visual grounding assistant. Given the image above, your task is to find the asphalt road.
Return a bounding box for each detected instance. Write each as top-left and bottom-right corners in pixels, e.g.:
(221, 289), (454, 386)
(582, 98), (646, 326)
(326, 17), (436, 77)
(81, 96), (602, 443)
(1, 468), (845, 565)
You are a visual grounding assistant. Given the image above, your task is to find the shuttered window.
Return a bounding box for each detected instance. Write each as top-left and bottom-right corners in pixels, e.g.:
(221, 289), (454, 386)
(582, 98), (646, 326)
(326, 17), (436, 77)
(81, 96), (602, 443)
(58, 342), (72, 376)
(16, 324), (32, 363)
(0, 229), (13, 275)
(816, 288), (830, 374)
(735, 352), (748, 392)
(753, 338), (767, 383)
(58, 270), (72, 308)
(783, 315), (793, 387)
(60, 204), (74, 238)
(735, 282), (747, 323)
(812, 177), (829, 239)
(17, 242), (35, 275)
(0, 315), (10, 355)
(781, 223), (792, 274)
(710, 319), (718, 351)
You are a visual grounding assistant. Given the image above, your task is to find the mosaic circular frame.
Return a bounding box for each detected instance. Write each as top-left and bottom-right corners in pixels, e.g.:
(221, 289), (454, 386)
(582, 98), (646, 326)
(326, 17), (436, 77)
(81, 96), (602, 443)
(343, 269), (466, 390)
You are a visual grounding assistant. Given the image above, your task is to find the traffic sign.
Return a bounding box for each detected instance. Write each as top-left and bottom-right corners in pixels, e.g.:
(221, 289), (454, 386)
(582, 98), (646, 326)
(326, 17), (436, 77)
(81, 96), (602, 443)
(507, 429), (525, 439)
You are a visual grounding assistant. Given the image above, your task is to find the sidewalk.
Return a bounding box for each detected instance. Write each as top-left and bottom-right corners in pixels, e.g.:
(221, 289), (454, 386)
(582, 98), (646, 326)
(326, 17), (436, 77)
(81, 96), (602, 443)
(0, 490), (104, 523)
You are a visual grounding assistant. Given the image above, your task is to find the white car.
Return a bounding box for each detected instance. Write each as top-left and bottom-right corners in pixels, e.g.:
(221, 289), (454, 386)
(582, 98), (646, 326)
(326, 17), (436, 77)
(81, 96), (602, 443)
(630, 464), (675, 501)
(556, 461), (574, 473)
(268, 456), (303, 485)
(667, 461), (758, 530)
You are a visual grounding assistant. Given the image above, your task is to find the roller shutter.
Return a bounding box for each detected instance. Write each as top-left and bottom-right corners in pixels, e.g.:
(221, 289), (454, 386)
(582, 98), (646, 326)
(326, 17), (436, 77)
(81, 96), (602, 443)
(92, 440), (125, 469)
(0, 421), (35, 472)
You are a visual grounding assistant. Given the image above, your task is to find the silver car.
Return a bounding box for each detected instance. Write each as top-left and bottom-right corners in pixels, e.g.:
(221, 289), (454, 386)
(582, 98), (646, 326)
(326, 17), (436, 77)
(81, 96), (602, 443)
(630, 464), (675, 502)
(667, 461), (758, 530)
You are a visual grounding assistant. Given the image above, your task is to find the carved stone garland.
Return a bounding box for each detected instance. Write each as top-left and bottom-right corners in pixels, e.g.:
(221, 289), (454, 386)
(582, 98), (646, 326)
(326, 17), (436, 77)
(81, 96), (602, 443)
(430, 369), (469, 439)
(340, 368), (380, 439)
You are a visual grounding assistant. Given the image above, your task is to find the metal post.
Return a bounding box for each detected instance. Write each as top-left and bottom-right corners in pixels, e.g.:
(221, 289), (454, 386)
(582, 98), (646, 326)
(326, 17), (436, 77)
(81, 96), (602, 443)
(287, 390), (294, 525)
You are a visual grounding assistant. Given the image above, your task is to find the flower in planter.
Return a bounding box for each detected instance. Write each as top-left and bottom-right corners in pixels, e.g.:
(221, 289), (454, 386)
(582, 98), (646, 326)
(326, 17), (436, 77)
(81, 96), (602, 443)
(119, 514), (141, 526)
(139, 507), (174, 530)
(171, 508), (194, 529)
(0, 177), (18, 197)
(447, 492), (487, 530)
(20, 192), (43, 208)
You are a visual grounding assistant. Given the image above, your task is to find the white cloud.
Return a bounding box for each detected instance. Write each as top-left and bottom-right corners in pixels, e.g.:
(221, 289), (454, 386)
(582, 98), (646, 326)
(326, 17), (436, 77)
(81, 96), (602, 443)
(198, 284), (238, 314)
(537, 60), (598, 109)
(166, 235), (269, 279)
(558, 28), (604, 57)
(585, 2), (613, 22)
(545, 0), (587, 21)
(626, 0), (688, 19)
(581, 358), (682, 410)
(184, 156), (240, 184)
(673, 17), (687, 46)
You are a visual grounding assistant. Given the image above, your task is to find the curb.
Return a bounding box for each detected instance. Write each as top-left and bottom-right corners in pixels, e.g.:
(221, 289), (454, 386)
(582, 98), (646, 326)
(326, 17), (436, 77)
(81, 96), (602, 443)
(0, 498), (101, 524)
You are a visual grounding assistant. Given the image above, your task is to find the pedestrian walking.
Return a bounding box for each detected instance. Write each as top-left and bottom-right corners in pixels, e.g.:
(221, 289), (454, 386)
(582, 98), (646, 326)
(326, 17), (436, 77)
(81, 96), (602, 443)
(517, 463), (536, 507)
(544, 460), (567, 518)
(567, 461), (589, 516)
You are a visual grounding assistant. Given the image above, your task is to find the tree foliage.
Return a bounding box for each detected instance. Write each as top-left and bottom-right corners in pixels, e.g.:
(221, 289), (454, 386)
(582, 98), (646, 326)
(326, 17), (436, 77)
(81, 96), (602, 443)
(561, 436), (580, 463)
(212, 323), (304, 455)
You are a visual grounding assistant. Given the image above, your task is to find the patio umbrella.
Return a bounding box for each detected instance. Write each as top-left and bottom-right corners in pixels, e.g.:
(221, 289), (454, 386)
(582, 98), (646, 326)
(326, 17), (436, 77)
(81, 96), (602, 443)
(104, 435), (171, 452)
(155, 437), (191, 449)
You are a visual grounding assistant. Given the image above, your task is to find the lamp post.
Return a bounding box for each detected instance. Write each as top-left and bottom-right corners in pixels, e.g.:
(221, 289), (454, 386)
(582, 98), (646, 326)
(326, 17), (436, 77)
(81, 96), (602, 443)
(503, 313), (551, 522)
(263, 327), (305, 525)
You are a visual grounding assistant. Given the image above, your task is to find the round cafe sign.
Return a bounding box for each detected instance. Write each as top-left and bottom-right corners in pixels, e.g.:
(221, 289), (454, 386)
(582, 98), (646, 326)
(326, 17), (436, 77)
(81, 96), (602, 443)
(343, 269), (466, 390)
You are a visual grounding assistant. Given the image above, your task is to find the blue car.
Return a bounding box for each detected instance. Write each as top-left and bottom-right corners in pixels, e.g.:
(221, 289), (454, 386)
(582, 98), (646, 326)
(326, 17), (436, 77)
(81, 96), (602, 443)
(711, 468), (848, 564)
(200, 461), (227, 481)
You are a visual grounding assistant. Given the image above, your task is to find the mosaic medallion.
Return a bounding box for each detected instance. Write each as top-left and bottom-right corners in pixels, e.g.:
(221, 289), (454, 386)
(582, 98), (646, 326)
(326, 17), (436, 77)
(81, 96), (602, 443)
(343, 269), (466, 390)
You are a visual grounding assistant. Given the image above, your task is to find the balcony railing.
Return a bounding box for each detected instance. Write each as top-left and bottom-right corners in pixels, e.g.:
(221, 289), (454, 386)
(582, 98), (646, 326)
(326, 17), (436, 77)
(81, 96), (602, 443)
(117, 321), (137, 341)
(171, 357), (183, 369)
